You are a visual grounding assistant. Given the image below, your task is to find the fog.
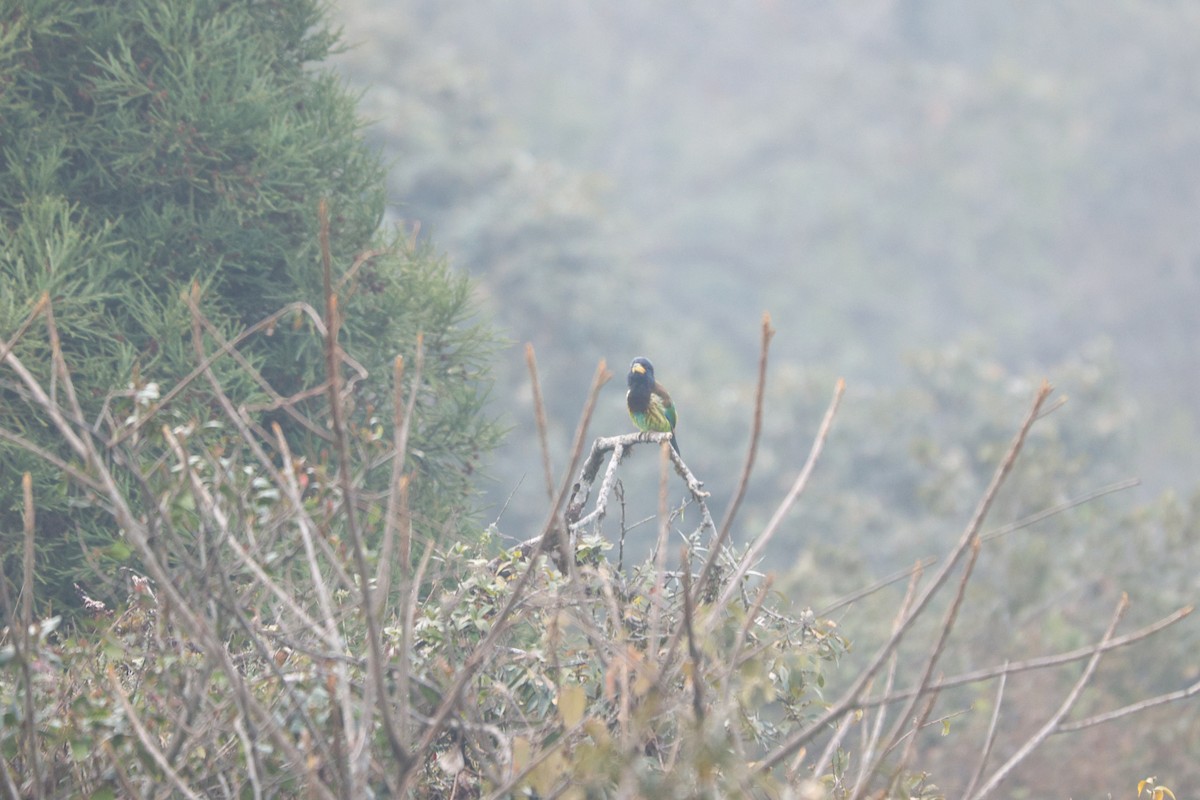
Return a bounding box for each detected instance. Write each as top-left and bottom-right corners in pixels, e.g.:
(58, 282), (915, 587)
(329, 3), (1200, 788)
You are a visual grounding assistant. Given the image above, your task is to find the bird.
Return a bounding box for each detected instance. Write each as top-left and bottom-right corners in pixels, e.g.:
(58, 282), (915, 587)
(625, 356), (679, 454)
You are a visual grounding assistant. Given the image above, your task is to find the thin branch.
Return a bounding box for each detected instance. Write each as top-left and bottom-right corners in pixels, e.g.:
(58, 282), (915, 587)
(962, 666), (1008, 800)
(818, 478), (1139, 619)
(20, 473), (34, 650)
(850, 655), (897, 800)
(399, 359), (612, 794)
(1055, 676), (1200, 733)
(754, 381), (1053, 776)
(810, 712), (855, 787)
(107, 298), (338, 448)
(695, 313), (774, 596)
(678, 546), (705, 726)
(981, 478), (1141, 544)
(968, 593), (1129, 799)
(859, 604), (1192, 711)
(377, 336), (424, 614)
(526, 343), (556, 503)
(106, 666), (206, 800)
(816, 557), (938, 618)
(715, 378), (844, 611)
(0, 292), (48, 366)
(334, 247), (389, 293)
(557, 432), (712, 544)
(883, 692), (944, 797)
(0, 425), (109, 496)
(848, 562), (925, 799)
(567, 442), (626, 533)
(1, 472), (44, 800)
(879, 537), (982, 770)
(648, 442), (674, 651)
(319, 199), (409, 780)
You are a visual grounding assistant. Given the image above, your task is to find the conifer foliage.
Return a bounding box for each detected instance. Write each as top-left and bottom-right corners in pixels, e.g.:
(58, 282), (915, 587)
(0, 0), (499, 607)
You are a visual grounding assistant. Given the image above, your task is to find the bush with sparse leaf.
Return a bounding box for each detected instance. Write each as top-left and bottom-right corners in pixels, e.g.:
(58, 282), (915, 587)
(2, 298), (1194, 798)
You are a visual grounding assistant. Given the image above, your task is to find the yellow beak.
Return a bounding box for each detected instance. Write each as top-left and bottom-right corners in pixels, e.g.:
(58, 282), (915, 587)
(631, 363), (646, 374)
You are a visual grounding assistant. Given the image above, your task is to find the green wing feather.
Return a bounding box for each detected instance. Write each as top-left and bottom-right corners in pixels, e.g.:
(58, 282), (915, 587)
(630, 393), (675, 433)
(627, 373), (680, 453)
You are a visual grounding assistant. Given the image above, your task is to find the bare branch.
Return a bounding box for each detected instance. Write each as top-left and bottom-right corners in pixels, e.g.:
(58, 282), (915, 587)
(695, 312), (775, 596)
(715, 378), (845, 611)
(0, 292), (49, 367)
(1055, 676), (1200, 733)
(525, 343), (556, 503)
(754, 381), (1053, 776)
(319, 199), (409, 781)
(859, 604), (1192, 710)
(106, 665), (205, 800)
(879, 537), (982, 769)
(107, 298), (338, 448)
(968, 593), (1130, 799)
(399, 359), (612, 794)
(376, 336), (423, 615)
(962, 665), (1008, 799)
(679, 545), (706, 726)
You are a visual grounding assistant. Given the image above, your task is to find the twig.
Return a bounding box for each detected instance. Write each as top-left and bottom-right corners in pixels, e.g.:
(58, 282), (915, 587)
(877, 537), (982, 781)
(568, 441), (626, 533)
(850, 657), (896, 799)
(810, 712), (855, 787)
(694, 313), (774, 596)
(0, 292), (48, 367)
(848, 563), (925, 799)
(376, 336), (423, 615)
(526, 343), (556, 503)
(754, 381), (1053, 776)
(817, 557), (938, 618)
(883, 690), (943, 797)
(399, 359), (611, 794)
(107, 298), (340, 448)
(0, 472), (44, 800)
(557, 432), (712, 541)
(319, 198), (409, 781)
(0, 425), (109, 496)
(648, 442), (674, 651)
(678, 546), (706, 726)
(981, 478), (1141, 544)
(1055, 676), (1200, 733)
(962, 665), (1008, 799)
(968, 593), (1129, 799)
(268, 426), (345, 629)
(106, 665), (206, 800)
(334, 246), (389, 293)
(819, 478), (1139, 619)
(858, 604), (1192, 710)
(20, 473), (34, 657)
(234, 714), (264, 800)
(0, 755), (18, 800)
(715, 378), (844, 610)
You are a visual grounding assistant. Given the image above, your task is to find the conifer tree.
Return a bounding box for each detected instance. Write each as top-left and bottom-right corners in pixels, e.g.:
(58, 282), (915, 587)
(0, 0), (499, 608)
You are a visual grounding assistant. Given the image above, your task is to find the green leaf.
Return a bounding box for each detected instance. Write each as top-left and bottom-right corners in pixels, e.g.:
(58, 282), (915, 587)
(105, 540), (132, 561)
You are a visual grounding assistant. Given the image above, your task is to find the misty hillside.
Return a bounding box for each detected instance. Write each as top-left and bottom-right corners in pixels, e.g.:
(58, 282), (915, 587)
(329, 1), (1200, 793)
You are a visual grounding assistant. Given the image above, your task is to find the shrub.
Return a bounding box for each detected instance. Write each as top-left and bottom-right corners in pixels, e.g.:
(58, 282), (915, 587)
(0, 0), (499, 608)
(2, 308), (1192, 797)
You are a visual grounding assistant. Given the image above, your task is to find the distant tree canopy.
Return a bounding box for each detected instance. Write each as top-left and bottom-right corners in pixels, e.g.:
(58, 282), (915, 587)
(0, 0), (499, 609)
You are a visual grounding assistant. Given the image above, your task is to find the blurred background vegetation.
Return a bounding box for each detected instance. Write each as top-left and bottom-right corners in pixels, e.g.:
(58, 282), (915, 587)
(328, 0), (1200, 793)
(3, 0), (1197, 795)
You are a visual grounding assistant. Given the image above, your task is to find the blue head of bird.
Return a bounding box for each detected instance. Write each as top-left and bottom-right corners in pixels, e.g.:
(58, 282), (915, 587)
(627, 356), (655, 391)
